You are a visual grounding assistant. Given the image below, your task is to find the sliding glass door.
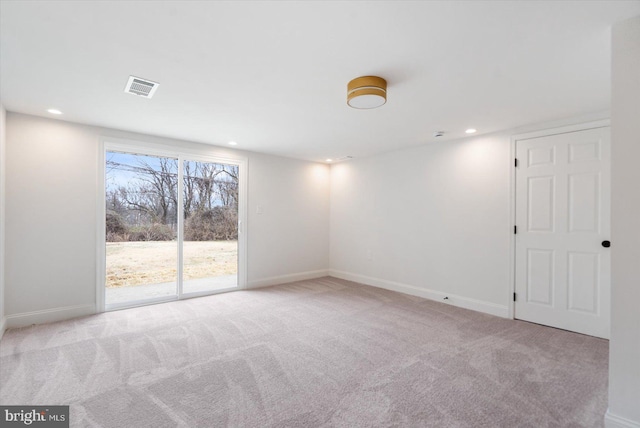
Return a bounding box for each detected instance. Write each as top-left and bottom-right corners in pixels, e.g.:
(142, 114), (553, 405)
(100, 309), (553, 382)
(182, 159), (238, 295)
(102, 145), (244, 310)
(105, 152), (179, 306)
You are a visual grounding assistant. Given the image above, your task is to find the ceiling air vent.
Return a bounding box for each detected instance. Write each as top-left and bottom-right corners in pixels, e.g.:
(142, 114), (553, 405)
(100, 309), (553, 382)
(124, 76), (159, 98)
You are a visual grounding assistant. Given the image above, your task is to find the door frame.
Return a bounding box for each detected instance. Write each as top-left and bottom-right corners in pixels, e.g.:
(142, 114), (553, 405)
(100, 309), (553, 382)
(508, 119), (610, 320)
(96, 137), (248, 313)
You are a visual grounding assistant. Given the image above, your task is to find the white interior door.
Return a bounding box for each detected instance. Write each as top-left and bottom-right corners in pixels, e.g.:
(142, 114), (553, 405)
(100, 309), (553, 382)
(514, 126), (610, 338)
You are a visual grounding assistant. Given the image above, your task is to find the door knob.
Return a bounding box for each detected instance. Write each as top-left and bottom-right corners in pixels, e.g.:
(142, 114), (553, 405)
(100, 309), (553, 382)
(602, 240), (611, 248)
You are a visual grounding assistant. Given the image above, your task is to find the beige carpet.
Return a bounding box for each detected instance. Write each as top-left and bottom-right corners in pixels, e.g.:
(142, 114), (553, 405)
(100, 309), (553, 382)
(0, 277), (609, 427)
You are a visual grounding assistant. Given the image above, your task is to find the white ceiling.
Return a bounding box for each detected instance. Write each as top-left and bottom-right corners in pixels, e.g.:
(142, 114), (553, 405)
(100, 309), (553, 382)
(1, 1), (639, 162)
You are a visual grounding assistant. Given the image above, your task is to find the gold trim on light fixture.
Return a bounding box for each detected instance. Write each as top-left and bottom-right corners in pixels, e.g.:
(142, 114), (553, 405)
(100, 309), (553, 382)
(347, 76), (387, 109)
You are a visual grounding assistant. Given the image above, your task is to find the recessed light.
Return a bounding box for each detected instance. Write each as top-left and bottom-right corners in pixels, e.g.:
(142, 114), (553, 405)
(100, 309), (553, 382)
(326, 159), (333, 162)
(47, 109), (63, 115)
(228, 141), (237, 146)
(465, 128), (477, 134)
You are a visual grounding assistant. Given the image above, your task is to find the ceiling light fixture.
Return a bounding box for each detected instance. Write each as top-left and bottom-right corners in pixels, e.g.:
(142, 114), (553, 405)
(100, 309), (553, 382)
(228, 141), (237, 146)
(465, 128), (477, 134)
(326, 159), (333, 162)
(347, 76), (387, 109)
(47, 109), (63, 115)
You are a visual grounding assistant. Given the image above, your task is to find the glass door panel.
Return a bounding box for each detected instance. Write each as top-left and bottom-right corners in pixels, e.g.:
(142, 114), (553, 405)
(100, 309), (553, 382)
(182, 160), (239, 294)
(105, 151), (178, 306)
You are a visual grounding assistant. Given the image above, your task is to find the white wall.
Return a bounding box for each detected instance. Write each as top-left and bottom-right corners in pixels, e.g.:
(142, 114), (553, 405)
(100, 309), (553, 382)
(4, 112), (329, 325)
(0, 104), (6, 336)
(330, 132), (512, 315)
(248, 153), (330, 286)
(607, 15), (640, 428)
(3, 110), (613, 330)
(5, 114), (98, 318)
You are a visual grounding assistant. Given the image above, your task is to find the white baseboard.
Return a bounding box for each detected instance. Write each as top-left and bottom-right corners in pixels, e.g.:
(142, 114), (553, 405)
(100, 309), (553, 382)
(5, 304), (96, 330)
(247, 269), (329, 289)
(605, 409), (640, 428)
(329, 269), (509, 318)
